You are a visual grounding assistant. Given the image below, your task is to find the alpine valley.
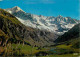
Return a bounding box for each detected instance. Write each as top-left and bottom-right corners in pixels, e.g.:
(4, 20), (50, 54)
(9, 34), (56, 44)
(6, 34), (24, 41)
(0, 6), (80, 57)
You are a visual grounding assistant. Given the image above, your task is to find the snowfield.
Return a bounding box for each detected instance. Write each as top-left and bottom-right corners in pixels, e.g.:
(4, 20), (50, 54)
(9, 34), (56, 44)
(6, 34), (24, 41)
(5, 6), (79, 35)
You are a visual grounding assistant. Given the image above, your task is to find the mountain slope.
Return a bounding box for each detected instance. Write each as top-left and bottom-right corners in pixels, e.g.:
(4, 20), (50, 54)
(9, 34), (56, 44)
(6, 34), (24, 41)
(0, 9), (58, 47)
(54, 23), (80, 49)
(55, 23), (80, 43)
(5, 6), (79, 35)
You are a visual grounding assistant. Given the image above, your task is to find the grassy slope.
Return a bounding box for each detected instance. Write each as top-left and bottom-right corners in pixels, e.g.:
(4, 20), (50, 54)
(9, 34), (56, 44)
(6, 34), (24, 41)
(3, 43), (47, 56)
(53, 23), (80, 54)
(11, 44), (38, 55)
(0, 9), (21, 25)
(0, 8), (22, 43)
(0, 9), (46, 56)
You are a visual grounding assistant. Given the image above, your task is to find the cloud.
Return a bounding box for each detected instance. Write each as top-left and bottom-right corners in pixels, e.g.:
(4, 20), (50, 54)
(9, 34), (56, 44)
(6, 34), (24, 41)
(25, 0), (55, 4)
(0, 0), (3, 1)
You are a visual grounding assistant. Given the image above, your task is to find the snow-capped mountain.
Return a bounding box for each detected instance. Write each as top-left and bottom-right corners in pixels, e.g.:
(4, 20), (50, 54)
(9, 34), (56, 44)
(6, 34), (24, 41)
(5, 6), (79, 35)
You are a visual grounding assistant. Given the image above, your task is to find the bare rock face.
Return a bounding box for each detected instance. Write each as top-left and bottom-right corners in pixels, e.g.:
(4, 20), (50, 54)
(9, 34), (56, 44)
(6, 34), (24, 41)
(0, 9), (58, 47)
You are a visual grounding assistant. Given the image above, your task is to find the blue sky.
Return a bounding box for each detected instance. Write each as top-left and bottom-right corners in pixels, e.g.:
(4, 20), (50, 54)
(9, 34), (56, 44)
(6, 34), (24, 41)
(0, 0), (79, 20)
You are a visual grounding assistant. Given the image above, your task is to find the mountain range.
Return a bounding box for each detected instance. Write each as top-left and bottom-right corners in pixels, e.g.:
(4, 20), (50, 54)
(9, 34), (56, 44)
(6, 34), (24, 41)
(5, 6), (79, 35)
(0, 9), (58, 47)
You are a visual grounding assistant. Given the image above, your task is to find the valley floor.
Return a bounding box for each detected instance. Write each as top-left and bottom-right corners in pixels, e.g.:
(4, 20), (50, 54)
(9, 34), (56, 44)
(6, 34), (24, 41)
(0, 43), (80, 57)
(38, 54), (80, 57)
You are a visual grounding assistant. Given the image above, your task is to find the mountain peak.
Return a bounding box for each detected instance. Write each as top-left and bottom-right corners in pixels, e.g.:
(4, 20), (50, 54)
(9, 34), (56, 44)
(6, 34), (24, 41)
(12, 6), (22, 11)
(5, 6), (24, 13)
